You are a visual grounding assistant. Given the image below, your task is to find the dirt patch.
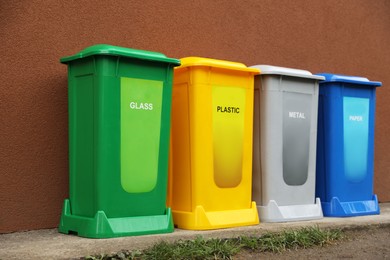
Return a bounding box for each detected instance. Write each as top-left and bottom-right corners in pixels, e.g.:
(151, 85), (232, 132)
(235, 224), (390, 259)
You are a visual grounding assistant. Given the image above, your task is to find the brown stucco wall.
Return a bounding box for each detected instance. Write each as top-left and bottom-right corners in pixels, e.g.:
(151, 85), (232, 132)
(1, 0), (389, 233)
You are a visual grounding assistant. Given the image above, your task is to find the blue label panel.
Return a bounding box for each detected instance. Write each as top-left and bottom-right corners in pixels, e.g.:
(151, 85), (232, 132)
(343, 97), (370, 183)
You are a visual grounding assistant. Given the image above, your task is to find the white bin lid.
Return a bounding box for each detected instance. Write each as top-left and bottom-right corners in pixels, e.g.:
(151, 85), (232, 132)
(251, 65), (325, 80)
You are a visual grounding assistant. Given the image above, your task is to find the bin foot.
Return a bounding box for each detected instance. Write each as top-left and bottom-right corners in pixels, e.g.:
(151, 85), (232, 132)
(58, 199), (174, 238)
(172, 201), (259, 230)
(321, 195), (380, 217)
(258, 198), (323, 222)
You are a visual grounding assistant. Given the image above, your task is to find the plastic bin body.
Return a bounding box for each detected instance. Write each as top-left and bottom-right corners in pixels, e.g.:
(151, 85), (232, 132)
(59, 44), (180, 238)
(316, 73), (381, 217)
(251, 65), (324, 222)
(168, 57), (259, 230)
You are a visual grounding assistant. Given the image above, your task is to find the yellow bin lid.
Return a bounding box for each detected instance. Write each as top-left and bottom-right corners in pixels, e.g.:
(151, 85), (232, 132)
(177, 57), (260, 74)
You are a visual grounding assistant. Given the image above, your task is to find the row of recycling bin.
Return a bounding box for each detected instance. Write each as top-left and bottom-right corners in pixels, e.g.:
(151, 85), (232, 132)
(59, 44), (381, 238)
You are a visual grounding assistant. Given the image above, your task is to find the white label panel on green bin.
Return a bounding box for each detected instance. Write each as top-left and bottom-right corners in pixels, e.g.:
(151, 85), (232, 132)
(120, 77), (163, 193)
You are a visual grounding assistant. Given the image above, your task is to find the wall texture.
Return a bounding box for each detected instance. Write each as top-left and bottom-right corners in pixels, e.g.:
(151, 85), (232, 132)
(1, 0), (389, 233)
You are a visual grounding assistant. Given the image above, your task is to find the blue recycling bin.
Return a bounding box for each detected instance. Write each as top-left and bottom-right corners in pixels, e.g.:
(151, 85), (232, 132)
(316, 73), (382, 217)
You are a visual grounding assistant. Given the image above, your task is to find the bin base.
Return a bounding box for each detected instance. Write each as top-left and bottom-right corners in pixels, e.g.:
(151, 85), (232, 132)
(59, 199), (174, 238)
(172, 202), (259, 230)
(258, 198), (323, 222)
(321, 195), (380, 217)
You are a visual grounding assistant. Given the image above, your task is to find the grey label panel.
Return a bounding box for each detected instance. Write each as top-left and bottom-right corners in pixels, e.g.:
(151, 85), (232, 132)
(282, 92), (312, 186)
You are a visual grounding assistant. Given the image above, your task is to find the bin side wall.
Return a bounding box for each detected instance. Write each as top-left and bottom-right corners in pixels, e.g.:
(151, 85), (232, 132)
(1, 0), (389, 233)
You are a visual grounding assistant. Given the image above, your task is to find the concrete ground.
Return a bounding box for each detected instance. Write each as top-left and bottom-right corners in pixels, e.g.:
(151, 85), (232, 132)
(1, 203), (389, 260)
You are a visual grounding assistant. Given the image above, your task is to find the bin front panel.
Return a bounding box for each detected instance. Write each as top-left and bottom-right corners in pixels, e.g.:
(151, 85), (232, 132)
(171, 65), (256, 213)
(253, 75), (319, 206)
(317, 82), (377, 202)
(196, 69), (254, 211)
(96, 58), (167, 217)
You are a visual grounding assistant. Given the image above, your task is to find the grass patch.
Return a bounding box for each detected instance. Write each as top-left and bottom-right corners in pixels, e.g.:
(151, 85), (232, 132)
(143, 236), (240, 260)
(82, 226), (343, 260)
(239, 226), (343, 253)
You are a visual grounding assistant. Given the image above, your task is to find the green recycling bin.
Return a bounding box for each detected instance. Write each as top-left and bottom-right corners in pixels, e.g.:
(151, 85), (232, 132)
(59, 44), (180, 238)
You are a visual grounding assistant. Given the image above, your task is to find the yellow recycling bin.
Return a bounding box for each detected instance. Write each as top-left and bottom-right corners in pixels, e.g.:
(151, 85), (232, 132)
(168, 57), (260, 230)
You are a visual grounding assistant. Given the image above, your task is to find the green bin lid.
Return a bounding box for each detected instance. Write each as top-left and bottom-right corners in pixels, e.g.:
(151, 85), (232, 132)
(60, 44), (180, 65)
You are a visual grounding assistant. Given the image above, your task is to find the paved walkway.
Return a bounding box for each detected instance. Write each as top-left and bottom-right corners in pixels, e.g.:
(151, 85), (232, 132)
(1, 203), (389, 259)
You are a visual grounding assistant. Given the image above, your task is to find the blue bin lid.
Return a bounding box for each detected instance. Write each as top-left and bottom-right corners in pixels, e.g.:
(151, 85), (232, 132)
(316, 73), (382, 87)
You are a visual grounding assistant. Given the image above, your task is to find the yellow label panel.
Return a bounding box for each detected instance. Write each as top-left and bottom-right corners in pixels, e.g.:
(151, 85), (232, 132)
(212, 86), (246, 188)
